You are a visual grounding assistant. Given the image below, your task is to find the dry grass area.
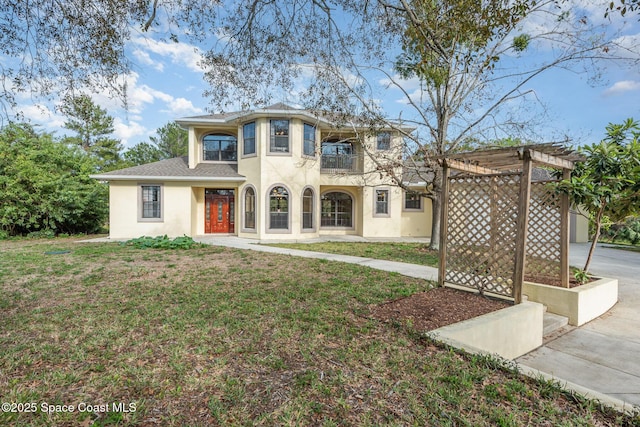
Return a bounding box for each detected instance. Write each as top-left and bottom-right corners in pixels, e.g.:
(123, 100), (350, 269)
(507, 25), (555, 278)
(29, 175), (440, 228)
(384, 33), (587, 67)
(0, 237), (638, 426)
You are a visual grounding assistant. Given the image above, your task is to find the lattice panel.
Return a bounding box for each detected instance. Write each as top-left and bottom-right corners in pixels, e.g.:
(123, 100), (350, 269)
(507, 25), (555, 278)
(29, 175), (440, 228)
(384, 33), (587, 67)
(445, 174), (520, 297)
(525, 181), (561, 282)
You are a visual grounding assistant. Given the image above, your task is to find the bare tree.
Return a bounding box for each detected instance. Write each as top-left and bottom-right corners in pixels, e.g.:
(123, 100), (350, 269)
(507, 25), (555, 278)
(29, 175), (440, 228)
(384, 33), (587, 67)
(0, 0), (219, 120)
(199, 0), (638, 248)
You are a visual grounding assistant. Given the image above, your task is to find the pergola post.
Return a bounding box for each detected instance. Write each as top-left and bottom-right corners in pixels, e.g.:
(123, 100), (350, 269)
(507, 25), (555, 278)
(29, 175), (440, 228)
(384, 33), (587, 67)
(513, 150), (533, 304)
(438, 162), (450, 288)
(560, 168), (571, 288)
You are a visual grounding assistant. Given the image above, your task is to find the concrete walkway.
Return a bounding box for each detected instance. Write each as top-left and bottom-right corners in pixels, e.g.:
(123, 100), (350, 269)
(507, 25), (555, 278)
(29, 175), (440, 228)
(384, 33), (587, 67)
(517, 243), (640, 411)
(193, 235), (439, 281)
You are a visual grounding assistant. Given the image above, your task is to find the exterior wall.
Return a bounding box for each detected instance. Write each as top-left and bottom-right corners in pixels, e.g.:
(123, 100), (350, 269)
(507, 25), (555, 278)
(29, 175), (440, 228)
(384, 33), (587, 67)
(113, 115), (434, 240)
(401, 197), (433, 237)
(570, 208), (589, 243)
(108, 181), (194, 239)
(360, 186), (403, 237)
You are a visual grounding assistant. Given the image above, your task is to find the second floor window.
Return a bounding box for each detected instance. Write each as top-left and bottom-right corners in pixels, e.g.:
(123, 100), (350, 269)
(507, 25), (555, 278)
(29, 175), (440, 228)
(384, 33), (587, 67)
(270, 120), (290, 153)
(243, 122), (256, 155)
(303, 123), (316, 156)
(203, 134), (237, 161)
(377, 132), (391, 150)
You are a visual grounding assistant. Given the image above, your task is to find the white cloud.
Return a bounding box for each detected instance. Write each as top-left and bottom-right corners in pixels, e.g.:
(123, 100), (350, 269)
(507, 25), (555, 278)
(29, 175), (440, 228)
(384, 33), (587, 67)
(113, 118), (148, 147)
(161, 97), (204, 116)
(19, 104), (67, 130)
(603, 80), (640, 96)
(132, 48), (165, 72)
(130, 36), (203, 73)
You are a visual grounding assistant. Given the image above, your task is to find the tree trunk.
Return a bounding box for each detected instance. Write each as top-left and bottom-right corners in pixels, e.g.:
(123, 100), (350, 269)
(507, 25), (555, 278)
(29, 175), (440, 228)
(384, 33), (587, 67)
(430, 195), (441, 250)
(583, 206), (604, 274)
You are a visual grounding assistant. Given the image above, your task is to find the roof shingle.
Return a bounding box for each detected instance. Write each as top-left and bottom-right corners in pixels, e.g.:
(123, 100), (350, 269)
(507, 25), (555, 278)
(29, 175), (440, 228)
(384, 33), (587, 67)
(91, 157), (245, 181)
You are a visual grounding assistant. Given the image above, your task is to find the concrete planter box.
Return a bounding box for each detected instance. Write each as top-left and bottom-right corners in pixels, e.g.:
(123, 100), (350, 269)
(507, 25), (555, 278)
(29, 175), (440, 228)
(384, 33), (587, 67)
(523, 277), (618, 326)
(429, 301), (544, 360)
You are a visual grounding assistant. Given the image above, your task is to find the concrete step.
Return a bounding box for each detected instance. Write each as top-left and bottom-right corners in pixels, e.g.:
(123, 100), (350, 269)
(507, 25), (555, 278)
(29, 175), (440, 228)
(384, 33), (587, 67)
(543, 312), (569, 336)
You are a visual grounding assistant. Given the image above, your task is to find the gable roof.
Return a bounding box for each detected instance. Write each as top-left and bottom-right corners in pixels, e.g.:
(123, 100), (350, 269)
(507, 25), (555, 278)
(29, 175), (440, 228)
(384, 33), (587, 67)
(91, 157), (246, 182)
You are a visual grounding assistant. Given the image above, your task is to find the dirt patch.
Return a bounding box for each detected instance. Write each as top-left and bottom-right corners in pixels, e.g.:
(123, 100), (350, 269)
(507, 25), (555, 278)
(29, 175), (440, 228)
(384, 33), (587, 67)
(369, 287), (511, 332)
(525, 275), (594, 289)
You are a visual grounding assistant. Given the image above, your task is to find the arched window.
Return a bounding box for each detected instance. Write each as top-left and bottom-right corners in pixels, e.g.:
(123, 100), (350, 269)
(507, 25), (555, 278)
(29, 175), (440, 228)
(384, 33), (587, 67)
(321, 192), (353, 227)
(203, 134), (237, 161)
(269, 186), (289, 230)
(302, 188), (314, 230)
(243, 186), (256, 230)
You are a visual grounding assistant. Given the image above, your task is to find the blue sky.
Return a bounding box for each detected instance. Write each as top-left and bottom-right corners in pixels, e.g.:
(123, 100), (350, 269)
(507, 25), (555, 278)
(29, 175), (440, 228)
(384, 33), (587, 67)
(14, 0), (640, 150)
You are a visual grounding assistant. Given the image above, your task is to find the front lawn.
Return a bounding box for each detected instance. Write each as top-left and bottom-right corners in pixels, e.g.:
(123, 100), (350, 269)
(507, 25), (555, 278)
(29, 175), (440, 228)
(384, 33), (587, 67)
(0, 238), (636, 426)
(267, 241), (439, 267)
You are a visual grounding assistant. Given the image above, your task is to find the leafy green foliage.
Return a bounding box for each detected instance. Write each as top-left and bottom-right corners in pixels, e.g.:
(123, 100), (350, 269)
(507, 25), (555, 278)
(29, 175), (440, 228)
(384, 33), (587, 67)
(124, 122), (188, 166)
(603, 216), (640, 245)
(0, 123), (108, 236)
(60, 94), (124, 171)
(152, 122), (188, 159)
(556, 118), (640, 272)
(574, 269), (590, 285)
(122, 235), (203, 249)
(123, 141), (164, 166)
(605, 0), (640, 18)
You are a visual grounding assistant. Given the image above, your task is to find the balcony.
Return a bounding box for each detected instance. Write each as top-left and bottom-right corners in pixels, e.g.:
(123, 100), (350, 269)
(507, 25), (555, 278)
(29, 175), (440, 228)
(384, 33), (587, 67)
(320, 154), (361, 174)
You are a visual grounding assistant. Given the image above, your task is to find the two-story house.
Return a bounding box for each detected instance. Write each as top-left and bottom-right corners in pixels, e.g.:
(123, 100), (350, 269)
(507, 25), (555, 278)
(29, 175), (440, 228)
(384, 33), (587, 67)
(92, 103), (433, 240)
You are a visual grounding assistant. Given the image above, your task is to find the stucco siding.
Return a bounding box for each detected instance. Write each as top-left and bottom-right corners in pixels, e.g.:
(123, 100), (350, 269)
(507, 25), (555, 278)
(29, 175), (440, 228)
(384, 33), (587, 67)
(108, 181), (193, 239)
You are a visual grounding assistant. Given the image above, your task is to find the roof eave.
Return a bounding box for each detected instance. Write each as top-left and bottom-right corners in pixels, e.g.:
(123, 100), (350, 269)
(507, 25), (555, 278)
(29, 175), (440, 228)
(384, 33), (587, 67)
(90, 175), (247, 182)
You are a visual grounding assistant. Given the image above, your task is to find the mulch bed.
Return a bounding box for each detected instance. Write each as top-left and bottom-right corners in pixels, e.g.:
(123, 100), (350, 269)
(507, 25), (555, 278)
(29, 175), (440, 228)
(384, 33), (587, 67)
(369, 287), (511, 332)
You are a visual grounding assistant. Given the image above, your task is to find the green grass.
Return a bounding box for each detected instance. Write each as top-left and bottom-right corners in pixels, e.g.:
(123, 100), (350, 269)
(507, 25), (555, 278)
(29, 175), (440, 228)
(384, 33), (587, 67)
(266, 241), (439, 267)
(0, 238), (637, 426)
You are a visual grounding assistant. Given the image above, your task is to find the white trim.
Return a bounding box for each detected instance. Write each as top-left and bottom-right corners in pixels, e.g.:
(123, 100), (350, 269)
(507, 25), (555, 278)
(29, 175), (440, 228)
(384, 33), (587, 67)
(91, 175), (246, 182)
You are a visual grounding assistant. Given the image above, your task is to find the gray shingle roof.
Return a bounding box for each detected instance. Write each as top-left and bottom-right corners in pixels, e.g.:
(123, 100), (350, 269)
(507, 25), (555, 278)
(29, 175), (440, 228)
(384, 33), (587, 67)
(91, 157), (246, 182)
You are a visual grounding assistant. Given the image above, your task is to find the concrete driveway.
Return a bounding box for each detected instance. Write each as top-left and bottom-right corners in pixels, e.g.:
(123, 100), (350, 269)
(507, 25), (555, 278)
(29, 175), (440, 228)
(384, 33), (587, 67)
(518, 243), (640, 410)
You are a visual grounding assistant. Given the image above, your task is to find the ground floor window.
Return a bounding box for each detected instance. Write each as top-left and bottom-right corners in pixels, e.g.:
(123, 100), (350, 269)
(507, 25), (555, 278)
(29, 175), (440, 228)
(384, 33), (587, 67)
(244, 186), (256, 230)
(321, 192), (353, 227)
(139, 184), (162, 221)
(269, 186), (289, 229)
(302, 188), (314, 229)
(404, 191), (422, 210)
(375, 189), (389, 216)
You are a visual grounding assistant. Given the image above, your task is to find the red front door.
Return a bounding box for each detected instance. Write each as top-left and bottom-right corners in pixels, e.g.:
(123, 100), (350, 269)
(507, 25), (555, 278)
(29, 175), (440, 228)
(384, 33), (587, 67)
(205, 194), (235, 233)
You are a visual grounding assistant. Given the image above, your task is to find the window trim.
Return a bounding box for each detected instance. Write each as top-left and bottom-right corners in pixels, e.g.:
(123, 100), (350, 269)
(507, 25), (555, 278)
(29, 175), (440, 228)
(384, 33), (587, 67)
(268, 119), (291, 156)
(320, 190), (355, 229)
(266, 184), (292, 233)
(242, 122), (257, 158)
(138, 183), (164, 222)
(376, 132), (391, 151)
(301, 186), (315, 232)
(373, 187), (391, 217)
(403, 190), (424, 212)
(241, 185), (257, 232)
(202, 133), (238, 162)
(303, 123), (316, 158)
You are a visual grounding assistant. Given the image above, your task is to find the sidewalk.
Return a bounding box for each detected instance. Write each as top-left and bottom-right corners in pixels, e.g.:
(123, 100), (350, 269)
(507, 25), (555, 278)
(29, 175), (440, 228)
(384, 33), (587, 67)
(517, 243), (640, 410)
(193, 236), (438, 281)
(192, 236), (640, 411)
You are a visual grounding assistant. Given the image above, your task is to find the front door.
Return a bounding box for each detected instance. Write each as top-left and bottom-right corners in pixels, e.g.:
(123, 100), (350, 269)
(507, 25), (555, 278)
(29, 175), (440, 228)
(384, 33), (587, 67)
(205, 194), (235, 233)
